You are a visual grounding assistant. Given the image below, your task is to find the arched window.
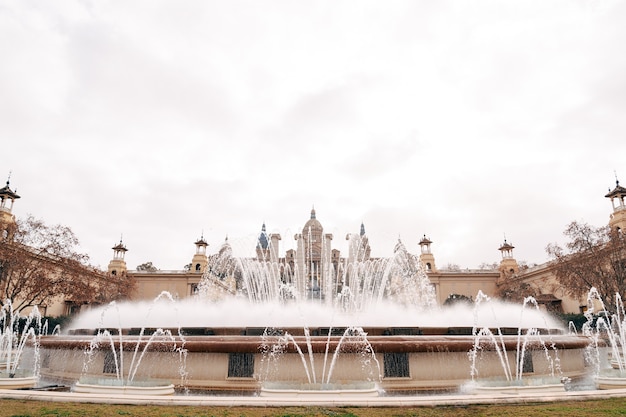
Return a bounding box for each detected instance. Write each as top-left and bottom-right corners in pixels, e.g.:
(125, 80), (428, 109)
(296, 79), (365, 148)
(195, 263), (201, 271)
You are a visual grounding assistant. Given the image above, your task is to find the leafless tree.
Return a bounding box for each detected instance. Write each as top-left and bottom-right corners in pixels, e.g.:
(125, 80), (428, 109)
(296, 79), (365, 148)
(0, 215), (134, 313)
(546, 221), (626, 309)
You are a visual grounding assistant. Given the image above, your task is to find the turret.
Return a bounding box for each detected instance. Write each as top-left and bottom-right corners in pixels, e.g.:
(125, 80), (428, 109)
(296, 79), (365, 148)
(108, 239), (128, 276)
(498, 238), (519, 279)
(419, 234), (436, 272)
(256, 223), (270, 261)
(606, 178), (626, 233)
(191, 235), (209, 272)
(0, 176), (20, 226)
(346, 222), (371, 262)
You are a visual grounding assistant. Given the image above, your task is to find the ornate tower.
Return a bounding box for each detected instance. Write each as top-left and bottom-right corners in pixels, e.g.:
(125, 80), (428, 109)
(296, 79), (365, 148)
(605, 178), (626, 233)
(0, 177), (20, 227)
(419, 234), (437, 272)
(346, 222), (371, 262)
(108, 239), (128, 276)
(191, 235), (209, 272)
(294, 207), (332, 300)
(498, 238), (519, 279)
(256, 223), (270, 261)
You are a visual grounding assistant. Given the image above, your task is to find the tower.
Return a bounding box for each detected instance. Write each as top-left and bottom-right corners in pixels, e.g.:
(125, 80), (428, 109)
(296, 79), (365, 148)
(191, 235), (209, 272)
(295, 207), (332, 300)
(605, 178), (626, 233)
(498, 238), (519, 279)
(0, 177), (20, 227)
(269, 233), (281, 263)
(256, 223), (270, 261)
(419, 234), (437, 272)
(346, 222), (371, 262)
(108, 239), (128, 276)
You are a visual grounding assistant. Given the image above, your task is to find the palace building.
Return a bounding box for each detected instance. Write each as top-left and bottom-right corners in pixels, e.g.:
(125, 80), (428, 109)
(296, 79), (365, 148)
(3, 177), (626, 316)
(103, 179), (626, 315)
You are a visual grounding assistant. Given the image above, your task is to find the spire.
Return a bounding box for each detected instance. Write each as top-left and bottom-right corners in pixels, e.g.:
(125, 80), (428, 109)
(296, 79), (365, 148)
(606, 174), (626, 232)
(606, 177), (626, 198)
(498, 238), (515, 258)
(419, 234), (432, 245)
(195, 230), (208, 246)
(112, 237), (128, 254)
(360, 222), (366, 237)
(257, 222), (269, 250)
(0, 175), (21, 200)
(311, 206), (316, 219)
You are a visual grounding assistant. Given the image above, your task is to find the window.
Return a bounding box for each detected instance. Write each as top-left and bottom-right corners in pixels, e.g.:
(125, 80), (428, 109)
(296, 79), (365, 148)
(383, 352), (410, 378)
(521, 350), (534, 373)
(103, 350), (118, 374)
(228, 353), (255, 378)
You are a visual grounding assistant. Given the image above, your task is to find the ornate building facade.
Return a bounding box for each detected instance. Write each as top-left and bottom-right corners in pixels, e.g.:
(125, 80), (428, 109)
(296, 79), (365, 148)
(5, 176), (626, 316)
(110, 180), (626, 316)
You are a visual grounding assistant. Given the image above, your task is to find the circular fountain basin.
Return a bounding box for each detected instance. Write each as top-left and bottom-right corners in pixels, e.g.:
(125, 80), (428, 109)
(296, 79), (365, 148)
(466, 377), (567, 395)
(73, 378), (175, 396)
(0, 370), (38, 389)
(594, 369), (626, 390)
(260, 381), (379, 397)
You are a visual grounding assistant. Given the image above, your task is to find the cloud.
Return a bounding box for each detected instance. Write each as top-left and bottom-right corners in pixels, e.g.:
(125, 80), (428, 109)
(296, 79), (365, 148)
(2, 1), (626, 272)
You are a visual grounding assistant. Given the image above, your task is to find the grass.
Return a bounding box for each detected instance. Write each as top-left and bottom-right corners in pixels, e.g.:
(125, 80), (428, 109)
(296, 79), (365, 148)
(3, 398), (626, 417)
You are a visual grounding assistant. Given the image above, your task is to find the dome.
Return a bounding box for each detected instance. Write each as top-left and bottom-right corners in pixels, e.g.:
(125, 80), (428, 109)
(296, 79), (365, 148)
(302, 208), (323, 235)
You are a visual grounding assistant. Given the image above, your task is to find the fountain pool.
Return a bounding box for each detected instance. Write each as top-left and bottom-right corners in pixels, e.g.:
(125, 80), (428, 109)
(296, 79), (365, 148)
(35, 297), (590, 395)
(29, 236), (593, 397)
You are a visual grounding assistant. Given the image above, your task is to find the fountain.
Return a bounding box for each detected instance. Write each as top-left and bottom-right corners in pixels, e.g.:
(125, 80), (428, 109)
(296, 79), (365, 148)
(465, 293), (569, 394)
(583, 288), (626, 390)
(35, 235), (590, 396)
(0, 301), (41, 389)
(67, 294), (186, 395)
(258, 326), (381, 397)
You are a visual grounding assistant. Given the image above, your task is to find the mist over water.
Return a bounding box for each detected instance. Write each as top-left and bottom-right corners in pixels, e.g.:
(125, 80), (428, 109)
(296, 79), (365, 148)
(66, 297), (563, 332)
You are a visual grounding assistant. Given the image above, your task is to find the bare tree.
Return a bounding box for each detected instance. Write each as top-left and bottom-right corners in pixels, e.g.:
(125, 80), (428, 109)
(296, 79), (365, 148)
(497, 279), (540, 304)
(0, 215), (134, 313)
(546, 221), (626, 309)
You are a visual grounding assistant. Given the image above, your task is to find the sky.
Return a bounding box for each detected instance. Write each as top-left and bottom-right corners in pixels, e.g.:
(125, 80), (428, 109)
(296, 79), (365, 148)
(2, 0), (626, 271)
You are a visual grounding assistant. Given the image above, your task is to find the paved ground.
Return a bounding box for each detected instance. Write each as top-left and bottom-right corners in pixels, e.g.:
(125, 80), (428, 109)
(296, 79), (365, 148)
(3, 387), (626, 407)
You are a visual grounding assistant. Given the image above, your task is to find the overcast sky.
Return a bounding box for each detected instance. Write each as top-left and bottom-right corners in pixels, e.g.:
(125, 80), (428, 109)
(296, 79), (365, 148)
(2, 1), (625, 271)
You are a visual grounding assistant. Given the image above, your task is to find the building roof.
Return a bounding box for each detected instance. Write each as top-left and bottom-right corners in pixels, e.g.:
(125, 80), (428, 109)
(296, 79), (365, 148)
(498, 240), (514, 251)
(0, 180), (20, 200)
(302, 208), (323, 234)
(112, 241), (128, 252)
(605, 180), (626, 198)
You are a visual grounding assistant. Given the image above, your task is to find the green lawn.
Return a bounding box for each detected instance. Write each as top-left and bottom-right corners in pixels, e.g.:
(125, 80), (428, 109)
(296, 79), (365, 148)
(3, 398), (626, 417)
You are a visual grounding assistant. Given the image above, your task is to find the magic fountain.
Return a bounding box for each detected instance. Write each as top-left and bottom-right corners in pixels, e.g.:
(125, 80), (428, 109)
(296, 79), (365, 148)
(0, 302), (43, 389)
(31, 236), (591, 397)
